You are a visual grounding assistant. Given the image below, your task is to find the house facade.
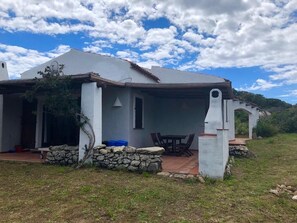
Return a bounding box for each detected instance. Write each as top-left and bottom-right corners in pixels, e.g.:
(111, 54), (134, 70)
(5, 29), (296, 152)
(0, 49), (252, 178)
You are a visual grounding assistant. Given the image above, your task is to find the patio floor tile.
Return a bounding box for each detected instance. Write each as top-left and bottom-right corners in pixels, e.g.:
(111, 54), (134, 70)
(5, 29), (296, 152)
(0, 151), (42, 163)
(161, 151), (198, 175)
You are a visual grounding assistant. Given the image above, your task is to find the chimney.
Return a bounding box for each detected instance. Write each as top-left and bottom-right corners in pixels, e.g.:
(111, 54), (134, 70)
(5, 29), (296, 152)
(0, 61), (8, 81)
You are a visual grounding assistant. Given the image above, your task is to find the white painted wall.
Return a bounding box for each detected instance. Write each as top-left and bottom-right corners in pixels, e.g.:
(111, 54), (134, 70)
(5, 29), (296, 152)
(0, 95), (3, 150)
(21, 49), (156, 84)
(198, 89), (229, 179)
(228, 100), (260, 140)
(199, 130), (229, 179)
(0, 61), (8, 81)
(79, 83), (102, 161)
(126, 92), (206, 149)
(204, 89), (223, 134)
(102, 87), (206, 149)
(150, 66), (226, 84)
(102, 87), (130, 142)
(0, 95), (22, 152)
(128, 90), (156, 148)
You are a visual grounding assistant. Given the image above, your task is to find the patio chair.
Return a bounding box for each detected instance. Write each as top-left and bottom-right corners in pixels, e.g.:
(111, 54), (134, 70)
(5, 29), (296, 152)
(151, 133), (160, 146)
(157, 133), (173, 153)
(176, 134), (195, 156)
(150, 133), (171, 153)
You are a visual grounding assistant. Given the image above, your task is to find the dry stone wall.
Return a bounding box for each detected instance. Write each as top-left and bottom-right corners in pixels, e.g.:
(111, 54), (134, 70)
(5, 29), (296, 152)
(93, 146), (164, 173)
(45, 144), (164, 173)
(46, 145), (79, 165)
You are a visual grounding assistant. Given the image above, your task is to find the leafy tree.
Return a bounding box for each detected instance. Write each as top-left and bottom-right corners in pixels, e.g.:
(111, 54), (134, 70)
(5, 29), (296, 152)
(235, 110), (249, 136)
(25, 63), (95, 168)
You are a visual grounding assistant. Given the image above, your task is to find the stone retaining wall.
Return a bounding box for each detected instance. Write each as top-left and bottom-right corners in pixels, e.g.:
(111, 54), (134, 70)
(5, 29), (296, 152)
(229, 145), (256, 158)
(93, 146), (164, 173)
(46, 145), (79, 165)
(45, 144), (164, 173)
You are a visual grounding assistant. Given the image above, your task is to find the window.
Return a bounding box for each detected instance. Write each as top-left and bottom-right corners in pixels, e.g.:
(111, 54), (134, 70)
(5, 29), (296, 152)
(134, 96), (144, 129)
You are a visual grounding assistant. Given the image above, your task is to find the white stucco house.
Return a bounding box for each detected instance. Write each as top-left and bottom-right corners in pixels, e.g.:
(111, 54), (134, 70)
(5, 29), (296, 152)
(0, 49), (260, 178)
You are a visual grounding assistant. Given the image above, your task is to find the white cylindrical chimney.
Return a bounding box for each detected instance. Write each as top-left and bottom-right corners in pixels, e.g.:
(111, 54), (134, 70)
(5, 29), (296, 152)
(0, 61), (9, 81)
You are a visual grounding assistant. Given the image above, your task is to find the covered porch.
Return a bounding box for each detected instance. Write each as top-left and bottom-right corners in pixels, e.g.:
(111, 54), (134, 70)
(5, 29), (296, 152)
(0, 73), (234, 177)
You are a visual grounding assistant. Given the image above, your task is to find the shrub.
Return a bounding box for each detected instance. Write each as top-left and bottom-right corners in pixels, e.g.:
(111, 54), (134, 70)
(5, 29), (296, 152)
(256, 117), (279, 137)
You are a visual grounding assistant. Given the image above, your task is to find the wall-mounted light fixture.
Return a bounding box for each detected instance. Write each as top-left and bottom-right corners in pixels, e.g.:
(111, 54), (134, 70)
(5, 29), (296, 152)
(113, 97), (122, 107)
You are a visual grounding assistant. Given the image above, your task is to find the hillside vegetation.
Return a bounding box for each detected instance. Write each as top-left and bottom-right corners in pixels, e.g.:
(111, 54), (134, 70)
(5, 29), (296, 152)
(233, 90), (297, 137)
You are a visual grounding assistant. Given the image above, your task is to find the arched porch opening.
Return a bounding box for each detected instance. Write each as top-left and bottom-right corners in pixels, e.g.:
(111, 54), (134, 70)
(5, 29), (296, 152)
(234, 109), (250, 138)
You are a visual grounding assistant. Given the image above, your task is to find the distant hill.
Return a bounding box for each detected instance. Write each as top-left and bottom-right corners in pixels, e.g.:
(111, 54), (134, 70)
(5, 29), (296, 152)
(233, 89), (292, 113)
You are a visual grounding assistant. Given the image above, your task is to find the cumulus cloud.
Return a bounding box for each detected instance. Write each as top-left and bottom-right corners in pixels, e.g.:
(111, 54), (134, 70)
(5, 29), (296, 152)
(239, 79), (283, 91)
(0, 44), (70, 78)
(0, 0), (297, 94)
(280, 89), (297, 98)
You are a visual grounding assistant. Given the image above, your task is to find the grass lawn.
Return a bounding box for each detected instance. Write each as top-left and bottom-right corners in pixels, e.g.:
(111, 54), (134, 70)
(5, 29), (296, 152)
(1, 134), (297, 223)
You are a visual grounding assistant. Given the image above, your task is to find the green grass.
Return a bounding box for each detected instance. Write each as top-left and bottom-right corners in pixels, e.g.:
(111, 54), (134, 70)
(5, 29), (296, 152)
(1, 134), (297, 222)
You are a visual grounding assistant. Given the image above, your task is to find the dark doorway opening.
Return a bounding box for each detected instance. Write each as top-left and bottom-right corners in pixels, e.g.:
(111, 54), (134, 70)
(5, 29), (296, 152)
(21, 100), (37, 149)
(42, 112), (79, 147)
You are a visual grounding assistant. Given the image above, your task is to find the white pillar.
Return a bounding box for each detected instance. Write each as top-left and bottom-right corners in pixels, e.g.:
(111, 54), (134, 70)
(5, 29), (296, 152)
(79, 82), (102, 161)
(35, 99), (43, 148)
(199, 129), (229, 179)
(0, 95), (3, 151)
(0, 61), (8, 81)
(227, 100), (235, 140)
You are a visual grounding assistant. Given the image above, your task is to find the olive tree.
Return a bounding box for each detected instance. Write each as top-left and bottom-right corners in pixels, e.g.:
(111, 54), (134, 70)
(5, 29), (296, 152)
(25, 63), (95, 168)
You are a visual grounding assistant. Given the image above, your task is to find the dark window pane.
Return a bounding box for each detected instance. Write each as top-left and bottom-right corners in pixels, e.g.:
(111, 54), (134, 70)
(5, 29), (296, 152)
(135, 97), (143, 129)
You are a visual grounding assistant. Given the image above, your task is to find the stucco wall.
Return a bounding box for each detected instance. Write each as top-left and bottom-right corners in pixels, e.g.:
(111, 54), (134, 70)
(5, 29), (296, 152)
(128, 90), (156, 148)
(1, 95), (22, 152)
(153, 98), (206, 150)
(102, 87), (206, 149)
(21, 49), (156, 84)
(102, 87), (130, 142)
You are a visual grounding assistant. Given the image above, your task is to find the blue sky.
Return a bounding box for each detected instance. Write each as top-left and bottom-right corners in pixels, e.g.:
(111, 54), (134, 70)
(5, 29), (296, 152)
(1, 0), (297, 104)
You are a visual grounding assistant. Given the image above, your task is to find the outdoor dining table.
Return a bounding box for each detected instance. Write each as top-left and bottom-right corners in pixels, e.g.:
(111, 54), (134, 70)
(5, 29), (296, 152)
(161, 134), (187, 152)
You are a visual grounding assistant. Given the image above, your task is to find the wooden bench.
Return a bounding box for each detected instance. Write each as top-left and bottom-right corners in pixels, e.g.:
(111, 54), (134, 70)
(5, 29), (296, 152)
(38, 148), (50, 160)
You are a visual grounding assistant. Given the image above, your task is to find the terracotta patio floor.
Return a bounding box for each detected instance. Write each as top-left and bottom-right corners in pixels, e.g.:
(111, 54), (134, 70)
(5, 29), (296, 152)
(0, 151), (42, 163)
(0, 139), (245, 174)
(161, 151), (198, 175)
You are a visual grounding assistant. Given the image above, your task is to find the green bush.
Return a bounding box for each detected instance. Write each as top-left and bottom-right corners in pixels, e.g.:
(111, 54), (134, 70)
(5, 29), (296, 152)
(256, 117), (279, 137)
(235, 110), (249, 136)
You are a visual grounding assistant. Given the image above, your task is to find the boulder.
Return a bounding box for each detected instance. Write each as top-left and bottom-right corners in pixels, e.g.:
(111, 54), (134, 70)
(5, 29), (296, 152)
(137, 147), (165, 155)
(124, 146), (136, 153)
(147, 162), (161, 172)
(112, 146), (124, 153)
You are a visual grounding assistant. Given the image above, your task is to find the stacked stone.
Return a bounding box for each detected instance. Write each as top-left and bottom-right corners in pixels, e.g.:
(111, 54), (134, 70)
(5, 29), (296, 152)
(229, 145), (255, 158)
(270, 184), (297, 201)
(46, 145), (79, 165)
(93, 146), (164, 173)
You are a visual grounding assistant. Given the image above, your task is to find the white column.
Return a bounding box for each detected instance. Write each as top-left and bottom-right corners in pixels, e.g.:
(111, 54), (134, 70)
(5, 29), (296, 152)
(199, 129), (229, 179)
(0, 95), (3, 151)
(79, 82), (102, 161)
(35, 99), (43, 148)
(227, 100), (235, 140)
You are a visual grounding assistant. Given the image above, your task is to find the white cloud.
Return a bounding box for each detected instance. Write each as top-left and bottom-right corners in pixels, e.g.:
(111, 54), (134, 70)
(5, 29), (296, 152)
(279, 89), (297, 98)
(239, 79), (283, 91)
(0, 0), (297, 92)
(0, 44), (70, 78)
